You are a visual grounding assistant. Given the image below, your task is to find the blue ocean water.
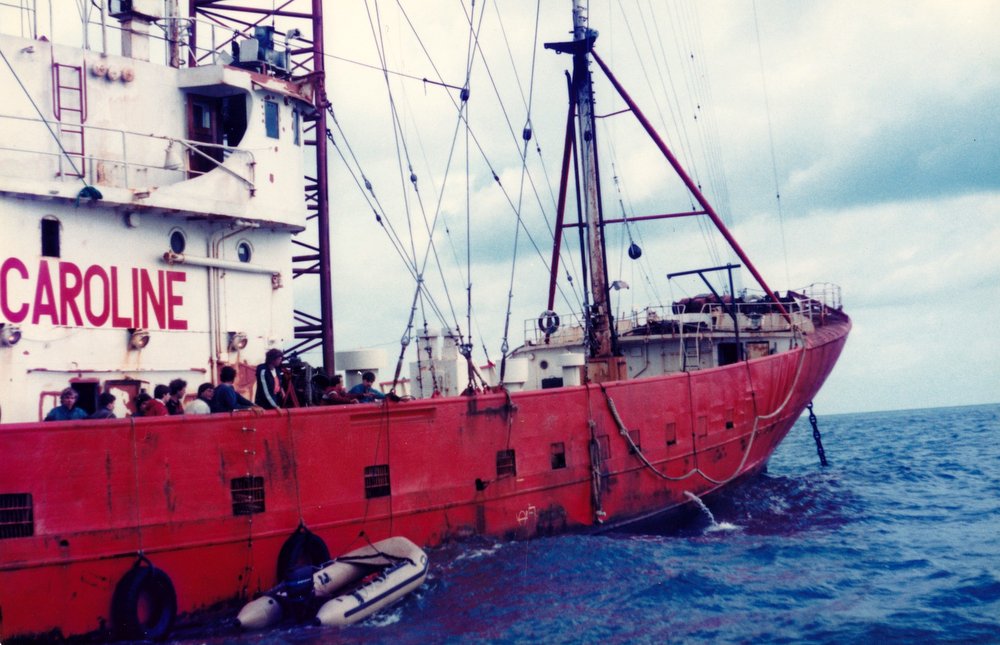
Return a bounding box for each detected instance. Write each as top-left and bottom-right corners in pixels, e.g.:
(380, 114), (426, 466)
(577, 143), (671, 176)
(183, 403), (1000, 644)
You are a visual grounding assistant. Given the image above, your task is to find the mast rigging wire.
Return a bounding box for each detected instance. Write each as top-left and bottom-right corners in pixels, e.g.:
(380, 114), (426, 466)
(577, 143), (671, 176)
(752, 0), (791, 287)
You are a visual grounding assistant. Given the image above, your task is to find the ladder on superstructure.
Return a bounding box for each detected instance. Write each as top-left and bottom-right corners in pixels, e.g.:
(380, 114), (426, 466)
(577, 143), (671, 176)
(51, 62), (86, 178)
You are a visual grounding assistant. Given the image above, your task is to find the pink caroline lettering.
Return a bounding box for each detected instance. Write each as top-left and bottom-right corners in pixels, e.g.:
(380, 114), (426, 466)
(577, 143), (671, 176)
(0, 258), (187, 330)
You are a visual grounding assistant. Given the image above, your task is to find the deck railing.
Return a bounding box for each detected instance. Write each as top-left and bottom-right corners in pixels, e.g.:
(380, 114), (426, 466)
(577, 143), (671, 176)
(521, 283), (844, 346)
(0, 112), (255, 193)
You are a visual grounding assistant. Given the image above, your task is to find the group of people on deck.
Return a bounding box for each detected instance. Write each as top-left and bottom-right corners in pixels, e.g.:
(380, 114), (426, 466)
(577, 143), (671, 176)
(44, 349), (385, 421)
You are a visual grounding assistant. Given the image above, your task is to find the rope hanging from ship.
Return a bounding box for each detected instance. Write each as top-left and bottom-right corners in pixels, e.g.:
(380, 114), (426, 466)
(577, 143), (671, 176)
(598, 321), (808, 487)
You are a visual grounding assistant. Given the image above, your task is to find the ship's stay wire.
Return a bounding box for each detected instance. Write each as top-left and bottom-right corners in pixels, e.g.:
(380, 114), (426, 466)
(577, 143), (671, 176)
(460, 0), (584, 316)
(345, 1), (586, 357)
(396, 0), (489, 352)
(602, 2), (738, 298)
(752, 0), (791, 287)
(365, 0), (469, 352)
(611, 6), (723, 285)
(0, 43), (94, 196)
(323, 8), (585, 321)
(490, 0), (582, 304)
(324, 7), (491, 365)
(498, 0), (543, 379)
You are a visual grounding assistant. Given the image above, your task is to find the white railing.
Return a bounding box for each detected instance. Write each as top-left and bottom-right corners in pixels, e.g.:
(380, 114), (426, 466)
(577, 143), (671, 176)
(520, 282), (845, 345)
(0, 112), (255, 192)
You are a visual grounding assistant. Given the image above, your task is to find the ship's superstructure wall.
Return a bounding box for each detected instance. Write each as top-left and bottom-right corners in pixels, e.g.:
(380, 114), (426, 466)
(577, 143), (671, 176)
(0, 32), (310, 422)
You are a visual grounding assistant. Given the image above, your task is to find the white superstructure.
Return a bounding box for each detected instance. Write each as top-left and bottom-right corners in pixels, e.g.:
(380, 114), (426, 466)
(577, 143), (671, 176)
(0, 8), (315, 422)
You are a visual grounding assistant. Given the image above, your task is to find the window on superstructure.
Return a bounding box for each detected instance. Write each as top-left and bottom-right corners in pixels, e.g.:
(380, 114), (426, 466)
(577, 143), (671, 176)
(292, 109), (301, 146)
(41, 217), (60, 257)
(221, 95), (248, 147)
(264, 100), (279, 139)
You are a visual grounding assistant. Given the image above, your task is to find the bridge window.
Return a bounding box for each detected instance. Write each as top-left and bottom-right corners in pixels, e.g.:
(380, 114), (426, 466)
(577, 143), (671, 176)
(264, 100), (279, 139)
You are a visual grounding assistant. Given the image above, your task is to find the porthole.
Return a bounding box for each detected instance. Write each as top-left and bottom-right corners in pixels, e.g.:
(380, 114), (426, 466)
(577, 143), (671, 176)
(169, 229), (186, 254)
(236, 240), (253, 263)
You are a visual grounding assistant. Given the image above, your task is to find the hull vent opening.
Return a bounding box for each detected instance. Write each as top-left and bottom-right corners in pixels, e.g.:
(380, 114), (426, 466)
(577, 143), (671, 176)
(550, 442), (566, 470)
(0, 493), (34, 539)
(230, 476), (265, 515)
(364, 465), (391, 499)
(496, 450), (517, 478)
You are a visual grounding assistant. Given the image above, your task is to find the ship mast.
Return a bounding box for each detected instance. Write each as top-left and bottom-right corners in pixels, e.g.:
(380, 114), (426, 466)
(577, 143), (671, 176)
(571, 1), (614, 359)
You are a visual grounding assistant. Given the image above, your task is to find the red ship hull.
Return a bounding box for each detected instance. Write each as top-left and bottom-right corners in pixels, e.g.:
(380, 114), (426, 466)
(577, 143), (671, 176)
(0, 315), (848, 640)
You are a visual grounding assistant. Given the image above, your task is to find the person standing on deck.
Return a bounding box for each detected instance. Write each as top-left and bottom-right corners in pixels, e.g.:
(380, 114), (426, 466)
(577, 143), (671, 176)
(322, 374), (360, 405)
(89, 392), (117, 419)
(184, 383), (215, 415)
(44, 387), (88, 421)
(143, 384), (170, 417)
(213, 366), (255, 413)
(166, 379), (187, 415)
(255, 349), (286, 410)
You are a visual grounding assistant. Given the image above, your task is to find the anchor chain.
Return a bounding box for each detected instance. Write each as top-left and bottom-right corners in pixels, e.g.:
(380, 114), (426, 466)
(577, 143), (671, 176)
(806, 402), (828, 467)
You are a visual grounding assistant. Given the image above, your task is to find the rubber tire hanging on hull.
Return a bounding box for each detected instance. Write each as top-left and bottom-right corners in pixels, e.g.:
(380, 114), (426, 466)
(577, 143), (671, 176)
(276, 525), (330, 581)
(111, 558), (177, 641)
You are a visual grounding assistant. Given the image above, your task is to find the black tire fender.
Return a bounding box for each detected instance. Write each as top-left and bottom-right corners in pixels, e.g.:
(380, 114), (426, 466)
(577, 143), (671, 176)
(111, 558), (177, 641)
(276, 525), (330, 582)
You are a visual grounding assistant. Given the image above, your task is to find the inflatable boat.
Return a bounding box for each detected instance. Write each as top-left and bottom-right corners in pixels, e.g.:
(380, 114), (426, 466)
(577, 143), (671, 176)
(236, 536), (428, 630)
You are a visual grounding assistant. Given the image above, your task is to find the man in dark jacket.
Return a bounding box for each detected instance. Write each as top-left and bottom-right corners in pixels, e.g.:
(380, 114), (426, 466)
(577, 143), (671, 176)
(212, 366), (255, 412)
(254, 348), (286, 409)
(44, 387), (88, 421)
(89, 392), (117, 419)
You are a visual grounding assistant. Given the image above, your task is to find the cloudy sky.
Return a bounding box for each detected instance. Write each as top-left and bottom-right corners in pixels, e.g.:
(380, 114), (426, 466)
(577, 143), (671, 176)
(316, 1), (999, 415)
(30, 2), (997, 414)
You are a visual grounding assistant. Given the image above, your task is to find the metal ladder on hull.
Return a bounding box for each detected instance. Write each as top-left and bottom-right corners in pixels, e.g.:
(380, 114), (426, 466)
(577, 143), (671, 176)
(51, 62), (87, 178)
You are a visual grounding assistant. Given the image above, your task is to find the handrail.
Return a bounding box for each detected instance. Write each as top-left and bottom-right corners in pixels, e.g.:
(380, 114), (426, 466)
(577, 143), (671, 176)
(0, 112), (255, 192)
(519, 283), (843, 345)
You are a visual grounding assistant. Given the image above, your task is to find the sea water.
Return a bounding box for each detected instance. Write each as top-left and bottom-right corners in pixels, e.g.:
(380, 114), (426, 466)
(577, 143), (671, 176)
(180, 403), (1000, 644)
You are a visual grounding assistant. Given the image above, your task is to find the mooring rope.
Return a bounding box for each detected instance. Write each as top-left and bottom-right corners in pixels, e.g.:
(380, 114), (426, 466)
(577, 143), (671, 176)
(600, 322), (808, 487)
